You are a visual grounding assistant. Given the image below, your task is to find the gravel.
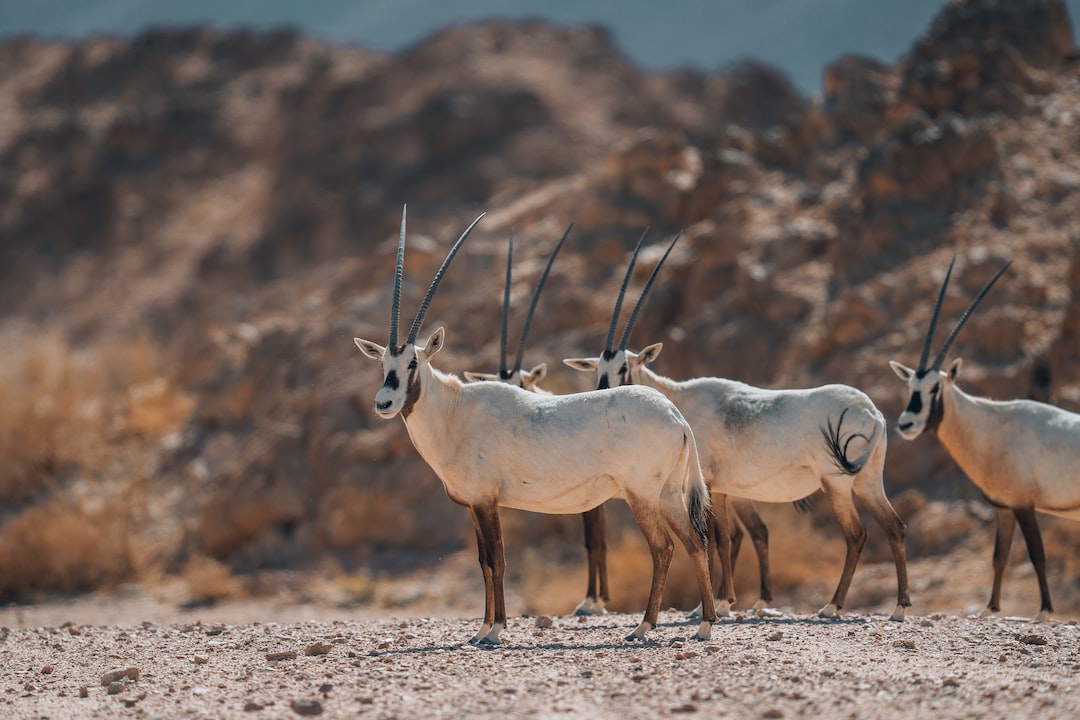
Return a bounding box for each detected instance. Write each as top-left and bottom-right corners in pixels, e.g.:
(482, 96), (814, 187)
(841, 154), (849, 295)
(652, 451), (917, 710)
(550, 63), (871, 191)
(1, 609), (1078, 719)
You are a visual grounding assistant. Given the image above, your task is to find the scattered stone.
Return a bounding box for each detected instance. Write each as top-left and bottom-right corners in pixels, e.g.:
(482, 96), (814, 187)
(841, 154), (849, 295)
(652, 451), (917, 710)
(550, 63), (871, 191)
(244, 701), (264, 711)
(40, 665), (53, 674)
(193, 655), (209, 664)
(100, 667), (140, 686)
(107, 681), (125, 695)
(1018, 634), (1048, 646)
(763, 709), (784, 718)
(205, 625), (226, 636)
(265, 651), (298, 661)
(78, 687), (89, 698)
(319, 683), (332, 694)
(290, 699), (324, 716)
(672, 703), (697, 713)
(893, 639), (916, 649)
(534, 616), (553, 629)
(943, 677), (960, 688)
(304, 642), (332, 656)
(767, 631), (784, 641)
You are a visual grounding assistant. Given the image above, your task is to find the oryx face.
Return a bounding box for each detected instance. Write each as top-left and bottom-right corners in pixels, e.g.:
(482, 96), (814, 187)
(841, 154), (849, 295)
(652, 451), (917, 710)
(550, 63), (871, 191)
(355, 328), (445, 420)
(564, 344), (663, 391)
(889, 359), (961, 440)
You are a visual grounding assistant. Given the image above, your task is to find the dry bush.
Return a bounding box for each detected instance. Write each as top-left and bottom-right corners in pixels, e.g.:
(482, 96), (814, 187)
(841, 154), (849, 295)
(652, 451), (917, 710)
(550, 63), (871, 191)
(0, 500), (133, 599)
(181, 554), (242, 605)
(0, 331), (191, 598)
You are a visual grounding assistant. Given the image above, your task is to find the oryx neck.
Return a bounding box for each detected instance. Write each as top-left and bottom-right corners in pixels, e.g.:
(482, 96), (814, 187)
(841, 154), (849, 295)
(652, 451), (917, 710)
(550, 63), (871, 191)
(638, 365), (681, 401)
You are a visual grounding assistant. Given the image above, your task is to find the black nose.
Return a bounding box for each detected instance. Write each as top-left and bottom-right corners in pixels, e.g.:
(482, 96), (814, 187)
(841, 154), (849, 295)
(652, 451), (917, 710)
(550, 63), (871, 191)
(376, 400), (392, 411)
(898, 421), (913, 431)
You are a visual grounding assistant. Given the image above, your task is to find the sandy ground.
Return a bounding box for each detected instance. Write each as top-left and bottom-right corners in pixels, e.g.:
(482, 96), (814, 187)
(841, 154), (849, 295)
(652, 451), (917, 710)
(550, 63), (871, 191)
(2, 602), (1079, 719)
(3, 546), (1080, 719)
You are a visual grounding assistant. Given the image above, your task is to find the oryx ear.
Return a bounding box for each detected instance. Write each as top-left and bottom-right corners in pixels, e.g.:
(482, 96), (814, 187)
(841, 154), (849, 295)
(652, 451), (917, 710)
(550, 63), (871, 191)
(355, 338), (385, 360)
(463, 371), (498, 383)
(524, 362), (548, 385)
(889, 360), (914, 381)
(420, 326), (446, 359)
(946, 357), (962, 380)
(563, 358), (598, 372)
(639, 342), (663, 365)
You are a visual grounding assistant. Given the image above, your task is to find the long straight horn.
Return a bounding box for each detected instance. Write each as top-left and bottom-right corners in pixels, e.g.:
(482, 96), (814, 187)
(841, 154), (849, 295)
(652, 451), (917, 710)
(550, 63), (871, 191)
(618, 231), (681, 351)
(930, 259), (1012, 371)
(512, 223), (572, 374)
(389, 204), (407, 348)
(917, 255), (956, 373)
(499, 230), (514, 378)
(406, 212), (486, 345)
(605, 229), (648, 355)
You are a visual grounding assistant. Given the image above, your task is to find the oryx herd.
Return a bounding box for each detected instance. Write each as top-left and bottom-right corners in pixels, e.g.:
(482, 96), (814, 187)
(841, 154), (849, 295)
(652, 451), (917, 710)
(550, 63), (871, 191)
(355, 207), (1079, 645)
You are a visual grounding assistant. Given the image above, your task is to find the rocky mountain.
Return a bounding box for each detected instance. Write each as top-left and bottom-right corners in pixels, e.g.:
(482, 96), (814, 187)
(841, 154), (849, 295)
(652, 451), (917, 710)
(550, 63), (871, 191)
(1, 0), (1078, 607)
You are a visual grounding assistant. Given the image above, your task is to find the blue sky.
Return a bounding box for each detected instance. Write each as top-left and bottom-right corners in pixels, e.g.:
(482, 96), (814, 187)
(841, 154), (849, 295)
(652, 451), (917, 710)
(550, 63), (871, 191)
(2, 1), (1078, 94)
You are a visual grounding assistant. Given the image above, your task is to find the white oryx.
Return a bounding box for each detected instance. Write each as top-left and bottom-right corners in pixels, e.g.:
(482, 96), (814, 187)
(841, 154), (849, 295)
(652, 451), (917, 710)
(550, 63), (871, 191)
(565, 234), (912, 621)
(462, 226), (614, 616)
(890, 256), (1079, 622)
(354, 207), (718, 644)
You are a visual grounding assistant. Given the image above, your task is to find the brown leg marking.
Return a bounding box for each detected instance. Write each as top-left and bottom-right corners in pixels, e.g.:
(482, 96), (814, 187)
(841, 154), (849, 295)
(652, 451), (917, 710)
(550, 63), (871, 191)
(624, 493), (675, 639)
(987, 508), (1016, 614)
(821, 482), (867, 615)
(1013, 507), (1053, 618)
(470, 503), (506, 644)
(852, 480), (910, 614)
(732, 497), (772, 605)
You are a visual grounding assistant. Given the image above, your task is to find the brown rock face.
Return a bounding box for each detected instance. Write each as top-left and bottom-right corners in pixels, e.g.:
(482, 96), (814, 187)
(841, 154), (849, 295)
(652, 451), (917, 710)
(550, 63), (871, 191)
(2, 0), (1080, 596)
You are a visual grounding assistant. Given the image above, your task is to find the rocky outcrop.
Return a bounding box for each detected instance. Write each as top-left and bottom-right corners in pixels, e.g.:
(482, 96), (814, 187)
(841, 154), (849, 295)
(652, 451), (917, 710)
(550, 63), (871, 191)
(2, 0), (1080, 587)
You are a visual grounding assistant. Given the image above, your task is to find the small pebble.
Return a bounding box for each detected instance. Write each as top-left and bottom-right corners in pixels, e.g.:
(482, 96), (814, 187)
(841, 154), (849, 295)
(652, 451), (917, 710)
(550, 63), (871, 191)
(290, 698), (324, 716)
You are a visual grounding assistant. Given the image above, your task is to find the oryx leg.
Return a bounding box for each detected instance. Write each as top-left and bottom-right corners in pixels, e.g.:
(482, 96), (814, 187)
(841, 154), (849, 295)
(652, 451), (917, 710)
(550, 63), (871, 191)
(623, 494), (675, 642)
(981, 508), (1016, 618)
(468, 503), (507, 645)
(732, 497), (772, 608)
(818, 481), (867, 619)
(852, 475), (910, 621)
(711, 492), (736, 615)
(574, 504), (609, 616)
(659, 493), (717, 640)
(1013, 507), (1053, 623)
(691, 495), (742, 619)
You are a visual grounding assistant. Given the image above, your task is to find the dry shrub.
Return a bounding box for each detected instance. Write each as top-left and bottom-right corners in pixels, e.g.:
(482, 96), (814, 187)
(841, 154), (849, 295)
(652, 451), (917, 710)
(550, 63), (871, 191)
(0, 331), (190, 598)
(181, 554), (241, 604)
(0, 501), (133, 599)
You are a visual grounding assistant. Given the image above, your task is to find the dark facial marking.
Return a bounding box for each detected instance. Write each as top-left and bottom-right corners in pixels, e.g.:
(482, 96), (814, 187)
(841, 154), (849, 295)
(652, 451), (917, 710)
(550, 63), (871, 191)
(924, 384), (945, 433)
(597, 374), (610, 390)
(904, 391), (922, 416)
(400, 364), (422, 419)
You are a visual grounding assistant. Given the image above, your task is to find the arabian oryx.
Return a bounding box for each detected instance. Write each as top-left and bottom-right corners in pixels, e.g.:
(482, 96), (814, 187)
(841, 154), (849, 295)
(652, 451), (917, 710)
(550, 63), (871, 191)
(463, 225), (616, 616)
(354, 207), (718, 644)
(890, 256), (1079, 622)
(565, 234), (912, 621)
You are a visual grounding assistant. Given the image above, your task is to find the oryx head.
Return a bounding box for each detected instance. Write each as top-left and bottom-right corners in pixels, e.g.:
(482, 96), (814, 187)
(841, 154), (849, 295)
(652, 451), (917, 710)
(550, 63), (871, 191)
(563, 230), (679, 390)
(355, 206), (484, 419)
(889, 256), (1011, 439)
(463, 224), (571, 392)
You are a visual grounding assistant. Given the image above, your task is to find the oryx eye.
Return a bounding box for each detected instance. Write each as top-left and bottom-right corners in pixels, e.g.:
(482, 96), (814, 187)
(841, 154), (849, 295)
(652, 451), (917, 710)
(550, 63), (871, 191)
(619, 364), (628, 375)
(930, 384), (940, 396)
(408, 358), (418, 371)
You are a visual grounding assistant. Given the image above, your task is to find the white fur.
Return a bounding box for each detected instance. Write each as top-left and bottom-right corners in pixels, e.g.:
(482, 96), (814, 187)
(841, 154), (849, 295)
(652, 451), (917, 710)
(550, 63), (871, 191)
(567, 342), (911, 621)
(357, 328), (717, 644)
(891, 357), (1080, 621)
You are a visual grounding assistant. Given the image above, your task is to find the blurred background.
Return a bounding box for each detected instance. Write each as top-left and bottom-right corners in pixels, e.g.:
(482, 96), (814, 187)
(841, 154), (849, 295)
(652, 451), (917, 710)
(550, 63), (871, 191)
(2, 0), (1080, 625)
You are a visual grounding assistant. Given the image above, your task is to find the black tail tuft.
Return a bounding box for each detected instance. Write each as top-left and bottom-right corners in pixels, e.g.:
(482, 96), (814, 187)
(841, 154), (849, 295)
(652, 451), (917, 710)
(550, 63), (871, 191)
(821, 408), (871, 476)
(688, 482), (712, 549)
